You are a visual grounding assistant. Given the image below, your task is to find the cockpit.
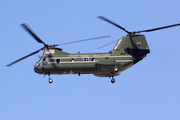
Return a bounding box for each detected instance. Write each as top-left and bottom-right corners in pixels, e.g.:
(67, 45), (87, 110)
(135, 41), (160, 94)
(34, 57), (47, 73)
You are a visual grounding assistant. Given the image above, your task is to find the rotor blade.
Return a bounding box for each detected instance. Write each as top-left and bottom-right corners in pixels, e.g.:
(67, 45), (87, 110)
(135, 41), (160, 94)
(6, 47), (44, 67)
(55, 35), (110, 46)
(98, 16), (130, 34)
(96, 39), (118, 49)
(137, 23), (180, 33)
(21, 23), (46, 46)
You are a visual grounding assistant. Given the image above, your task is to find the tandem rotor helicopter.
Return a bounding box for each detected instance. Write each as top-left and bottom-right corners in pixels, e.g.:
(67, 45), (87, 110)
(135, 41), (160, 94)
(6, 16), (180, 84)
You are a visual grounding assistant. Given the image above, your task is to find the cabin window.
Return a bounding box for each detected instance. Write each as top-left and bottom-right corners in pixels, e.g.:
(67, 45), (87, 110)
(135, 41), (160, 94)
(84, 58), (88, 61)
(70, 58), (74, 62)
(91, 58), (96, 61)
(56, 59), (60, 63)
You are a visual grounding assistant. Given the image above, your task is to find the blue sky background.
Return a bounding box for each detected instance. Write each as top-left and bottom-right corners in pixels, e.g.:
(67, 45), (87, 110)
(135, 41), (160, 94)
(1, 0), (180, 120)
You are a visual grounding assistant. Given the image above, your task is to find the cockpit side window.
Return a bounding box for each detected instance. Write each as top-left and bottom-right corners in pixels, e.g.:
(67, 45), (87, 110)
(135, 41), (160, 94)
(45, 57), (49, 61)
(42, 57), (49, 62)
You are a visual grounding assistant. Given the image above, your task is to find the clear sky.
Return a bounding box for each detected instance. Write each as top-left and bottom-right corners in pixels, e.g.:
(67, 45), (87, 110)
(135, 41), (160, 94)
(1, 0), (180, 120)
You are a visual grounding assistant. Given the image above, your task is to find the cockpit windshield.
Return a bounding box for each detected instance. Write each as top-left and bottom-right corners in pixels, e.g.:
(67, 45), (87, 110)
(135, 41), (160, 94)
(36, 56), (49, 63)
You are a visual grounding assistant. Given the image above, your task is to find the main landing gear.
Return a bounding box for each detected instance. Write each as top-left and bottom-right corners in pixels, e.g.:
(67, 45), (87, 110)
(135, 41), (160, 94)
(110, 66), (118, 83)
(114, 65), (118, 72)
(111, 77), (115, 83)
(48, 73), (53, 84)
(114, 68), (118, 72)
(110, 75), (115, 83)
(49, 78), (53, 84)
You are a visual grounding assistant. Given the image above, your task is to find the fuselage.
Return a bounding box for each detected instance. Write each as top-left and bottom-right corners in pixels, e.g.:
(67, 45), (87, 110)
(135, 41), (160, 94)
(34, 34), (150, 77)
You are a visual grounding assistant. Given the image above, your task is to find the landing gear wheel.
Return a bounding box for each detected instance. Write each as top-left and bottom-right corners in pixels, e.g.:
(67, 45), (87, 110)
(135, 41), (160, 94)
(114, 68), (118, 72)
(49, 78), (53, 84)
(111, 78), (115, 83)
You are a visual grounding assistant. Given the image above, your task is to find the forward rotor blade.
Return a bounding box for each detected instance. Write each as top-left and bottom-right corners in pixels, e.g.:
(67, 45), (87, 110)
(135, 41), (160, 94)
(21, 23), (46, 46)
(137, 23), (180, 33)
(6, 47), (44, 67)
(96, 39), (118, 49)
(55, 35), (110, 46)
(98, 16), (130, 34)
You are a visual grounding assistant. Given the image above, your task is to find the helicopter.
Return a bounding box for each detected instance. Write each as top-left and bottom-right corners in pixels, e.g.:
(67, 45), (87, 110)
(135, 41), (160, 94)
(6, 16), (180, 84)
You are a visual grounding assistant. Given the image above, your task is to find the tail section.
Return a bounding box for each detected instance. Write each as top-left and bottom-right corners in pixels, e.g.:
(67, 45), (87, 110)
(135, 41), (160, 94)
(113, 34), (150, 58)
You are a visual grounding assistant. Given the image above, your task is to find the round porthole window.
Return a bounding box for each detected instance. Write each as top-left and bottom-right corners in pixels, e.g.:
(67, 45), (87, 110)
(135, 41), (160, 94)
(56, 59), (60, 63)
(70, 58), (74, 62)
(91, 58), (96, 61)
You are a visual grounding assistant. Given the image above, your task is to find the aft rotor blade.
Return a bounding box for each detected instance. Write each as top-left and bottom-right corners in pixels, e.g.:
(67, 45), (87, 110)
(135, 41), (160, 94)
(137, 23), (180, 33)
(55, 35), (110, 46)
(98, 16), (130, 34)
(21, 23), (46, 46)
(96, 39), (118, 49)
(6, 47), (44, 67)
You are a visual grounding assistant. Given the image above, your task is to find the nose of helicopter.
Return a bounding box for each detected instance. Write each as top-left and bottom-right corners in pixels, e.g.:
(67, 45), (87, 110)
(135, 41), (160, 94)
(34, 63), (42, 74)
(34, 66), (40, 73)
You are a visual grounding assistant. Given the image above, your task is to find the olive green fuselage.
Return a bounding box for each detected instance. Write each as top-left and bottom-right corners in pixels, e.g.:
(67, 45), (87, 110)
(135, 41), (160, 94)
(34, 34), (150, 77)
